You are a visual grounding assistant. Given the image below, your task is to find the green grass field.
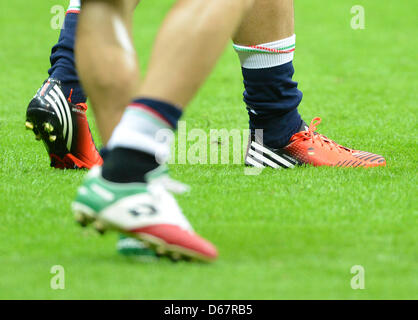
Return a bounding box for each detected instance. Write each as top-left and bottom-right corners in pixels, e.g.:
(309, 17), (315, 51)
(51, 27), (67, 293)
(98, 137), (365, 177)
(0, 0), (417, 299)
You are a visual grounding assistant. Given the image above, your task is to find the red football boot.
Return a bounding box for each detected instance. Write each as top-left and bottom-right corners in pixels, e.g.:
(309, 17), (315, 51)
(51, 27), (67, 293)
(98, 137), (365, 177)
(26, 78), (103, 169)
(246, 117), (386, 168)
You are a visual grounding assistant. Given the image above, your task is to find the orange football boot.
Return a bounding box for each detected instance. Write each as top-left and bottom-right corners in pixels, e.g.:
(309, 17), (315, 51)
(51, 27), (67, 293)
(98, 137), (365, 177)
(26, 78), (103, 169)
(246, 117), (386, 168)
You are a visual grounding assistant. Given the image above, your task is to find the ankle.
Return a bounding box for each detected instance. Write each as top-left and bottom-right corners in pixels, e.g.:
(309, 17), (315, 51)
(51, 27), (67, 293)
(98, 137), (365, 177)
(102, 148), (159, 183)
(103, 98), (183, 182)
(61, 82), (87, 104)
(250, 109), (303, 149)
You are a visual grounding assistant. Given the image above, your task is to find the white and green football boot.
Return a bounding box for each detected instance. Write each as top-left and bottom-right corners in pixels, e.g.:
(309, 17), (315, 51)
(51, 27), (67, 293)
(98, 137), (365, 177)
(72, 166), (218, 262)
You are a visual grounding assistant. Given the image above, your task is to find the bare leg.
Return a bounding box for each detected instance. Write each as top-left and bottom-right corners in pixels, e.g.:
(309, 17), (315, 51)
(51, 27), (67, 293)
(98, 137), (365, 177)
(232, 0), (303, 153)
(233, 0), (294, 45)
(75, 0), (140, 143)
(138, 0), (255, 107)
(74, 0), (257, 262)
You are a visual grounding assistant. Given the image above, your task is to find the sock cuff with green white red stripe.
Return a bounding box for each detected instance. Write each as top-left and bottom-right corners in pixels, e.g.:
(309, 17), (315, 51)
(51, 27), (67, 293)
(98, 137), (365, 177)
(233, 34), (296, 69)
(107, 98), (182, 163)
(130, 98), (182, 129)
(67, 0), (81, 14)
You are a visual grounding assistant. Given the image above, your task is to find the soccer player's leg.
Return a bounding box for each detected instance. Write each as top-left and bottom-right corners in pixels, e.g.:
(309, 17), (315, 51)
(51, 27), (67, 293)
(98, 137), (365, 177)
(72, 0), (255, 261)
(234, 0), (386, 168)
(26, 0), (148, 257)
(25, 0), (102, 169)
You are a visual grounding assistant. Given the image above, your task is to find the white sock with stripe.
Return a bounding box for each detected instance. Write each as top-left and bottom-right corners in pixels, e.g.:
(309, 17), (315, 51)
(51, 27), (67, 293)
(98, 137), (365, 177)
(107, 104), (176, 163)
(68, 0), (81, 13)
(233, 34), (296, 69)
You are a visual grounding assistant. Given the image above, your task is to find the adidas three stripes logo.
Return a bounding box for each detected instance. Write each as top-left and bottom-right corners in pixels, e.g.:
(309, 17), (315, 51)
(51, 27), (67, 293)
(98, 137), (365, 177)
(245, 141), (298, 169)
(43, 84), (73, 151)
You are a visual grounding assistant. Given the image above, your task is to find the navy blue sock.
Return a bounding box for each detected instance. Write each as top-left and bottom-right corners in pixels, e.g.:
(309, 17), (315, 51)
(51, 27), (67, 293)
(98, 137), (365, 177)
(48, 12), (86, 104)
(242, 61), (303, 148)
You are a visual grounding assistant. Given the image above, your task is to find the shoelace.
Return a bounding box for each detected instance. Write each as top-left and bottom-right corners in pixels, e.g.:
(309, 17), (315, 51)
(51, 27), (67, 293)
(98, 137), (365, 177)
(68, 88), (88, 111)
(76, 102), (88, 112)
(301, 117), (352, 153)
